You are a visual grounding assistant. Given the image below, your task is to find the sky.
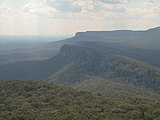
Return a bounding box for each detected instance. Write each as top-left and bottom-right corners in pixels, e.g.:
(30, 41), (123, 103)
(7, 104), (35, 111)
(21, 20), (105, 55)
(0, 0), (160, 36)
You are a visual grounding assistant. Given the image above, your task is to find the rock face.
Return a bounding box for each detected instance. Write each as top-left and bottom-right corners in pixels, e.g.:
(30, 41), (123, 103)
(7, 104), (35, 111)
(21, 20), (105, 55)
(0, 44), (160, 90)
(50, 26), (160, 51)
(59, 45), (102, 65)
(51, 45), (160, 91)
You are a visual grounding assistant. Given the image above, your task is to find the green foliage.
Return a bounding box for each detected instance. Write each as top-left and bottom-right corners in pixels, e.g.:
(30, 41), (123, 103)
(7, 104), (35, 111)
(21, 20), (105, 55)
(74, 76), (160, 101)
(0, 80), (160, 120)
(48, 45), (160, 91)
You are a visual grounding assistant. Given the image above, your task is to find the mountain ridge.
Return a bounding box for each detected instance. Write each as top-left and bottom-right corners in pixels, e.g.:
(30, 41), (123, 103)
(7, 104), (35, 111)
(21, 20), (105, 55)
(75, 41), (160, 67)
(0, 44), (160, 91)
(75, 26), (160, 35)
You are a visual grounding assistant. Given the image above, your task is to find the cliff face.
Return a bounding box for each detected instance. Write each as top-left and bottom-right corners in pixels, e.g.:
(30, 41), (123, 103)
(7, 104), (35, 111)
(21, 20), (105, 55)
(59, 45), (102, 64)
(52, 27), (160, 51)
(0, 44), (160, 90)
(74, 27), (160, 39)
(50, 45), (160, 90)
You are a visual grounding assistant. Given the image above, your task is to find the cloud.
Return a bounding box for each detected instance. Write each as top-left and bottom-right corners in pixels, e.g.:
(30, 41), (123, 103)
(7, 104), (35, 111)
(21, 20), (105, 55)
(46, 0), (82, 13)
(0, 4), (11, 12)
(146, 0), (156, 3)
(72, 0), (127, 14)
(0, 0), (29, 9)
(0, 4), (13, 17)
(0, 0), (128, 19)
(0, 0), (160, 35)
(99, 0), (129, 4)
(22, 1), (57, 17)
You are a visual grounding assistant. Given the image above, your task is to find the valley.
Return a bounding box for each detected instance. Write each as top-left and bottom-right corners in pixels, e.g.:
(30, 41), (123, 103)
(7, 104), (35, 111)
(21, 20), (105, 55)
(0, 27), (160, 120)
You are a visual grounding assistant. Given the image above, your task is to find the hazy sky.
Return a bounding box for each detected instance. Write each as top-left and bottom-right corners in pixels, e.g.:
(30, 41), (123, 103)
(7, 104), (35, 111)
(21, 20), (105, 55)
(0, 0), (160, 36)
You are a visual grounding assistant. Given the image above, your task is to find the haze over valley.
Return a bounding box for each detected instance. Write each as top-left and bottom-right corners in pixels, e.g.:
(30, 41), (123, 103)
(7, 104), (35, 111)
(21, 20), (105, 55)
(0, 0), (160, 119)
(0, 27), (160, 120)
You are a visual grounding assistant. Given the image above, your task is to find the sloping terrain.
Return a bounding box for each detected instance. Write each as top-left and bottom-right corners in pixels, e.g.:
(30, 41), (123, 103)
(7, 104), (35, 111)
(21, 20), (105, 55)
(0, 28), (160, 120)
(73, 27), (160, 49)
(49, 27), (160, 68)
(0, 80), (160, 120)
(0, 28), (160, 98)
(48, 45), (160, 91)
(76, 41), (160, 68)
(0, 27), (159, 67)
(73, 76), (160, 100)
(50, 26), (160, 50)
(0, 45), (160, 91)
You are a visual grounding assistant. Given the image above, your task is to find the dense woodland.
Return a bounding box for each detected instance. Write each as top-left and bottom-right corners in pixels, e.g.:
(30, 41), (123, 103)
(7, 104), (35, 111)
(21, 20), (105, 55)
(49, 45), (160, 91)
(0, 80), (160, 120)
(0, 27), (160, 120)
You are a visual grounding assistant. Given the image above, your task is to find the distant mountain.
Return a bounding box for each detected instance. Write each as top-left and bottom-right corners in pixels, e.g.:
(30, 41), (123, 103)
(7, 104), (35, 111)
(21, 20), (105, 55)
(0, 27), (160, 101)
(1, 28), (160, 120)
(48, 45), (160, 91)
(76, 41), (160, 68)
(0, 45), (160, 91)
(1, 80), (159, 120)
(50, 26), (160, 50)
(0, 27), (159, 66)
(49, 27), (160, 68)
(75, 27), (160, 49)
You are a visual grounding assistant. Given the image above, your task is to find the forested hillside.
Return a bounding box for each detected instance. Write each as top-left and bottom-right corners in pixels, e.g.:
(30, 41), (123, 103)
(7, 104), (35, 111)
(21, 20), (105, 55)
(0, 80), (160, 120)
(0, 0), (159, 119)
(76, 41), (160, 68)
(0, 28), (159, 120)
(0, 45), (160, 91)
(48, 45), (160, 91)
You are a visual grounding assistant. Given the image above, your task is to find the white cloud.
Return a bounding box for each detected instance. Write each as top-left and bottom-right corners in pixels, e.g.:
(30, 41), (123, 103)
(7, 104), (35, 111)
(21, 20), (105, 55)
(22, 1), (57, 17)
(99, 0), (129, 4)
(46, 0), (82, 13)
(0, 0), (29, 9)
(0, 4), (13, 16)
(0, 0), (159, 35)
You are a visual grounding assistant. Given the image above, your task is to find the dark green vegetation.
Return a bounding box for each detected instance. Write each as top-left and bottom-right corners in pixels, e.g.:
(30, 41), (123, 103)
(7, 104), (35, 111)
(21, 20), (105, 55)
(0, 27), (160, 119)
(0, 45), (160, 90)
(0, 44), (160, 105)
(49, 45), (160, 90)
(0, 80), (160, 120)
